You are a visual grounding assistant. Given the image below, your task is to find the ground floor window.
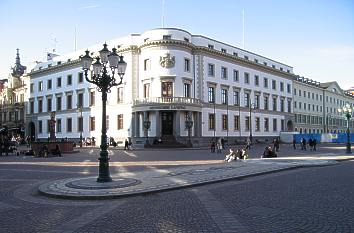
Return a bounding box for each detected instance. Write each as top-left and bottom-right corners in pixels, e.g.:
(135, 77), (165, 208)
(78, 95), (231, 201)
(209, 113), (215, 130)
(117, 114), (123, 130)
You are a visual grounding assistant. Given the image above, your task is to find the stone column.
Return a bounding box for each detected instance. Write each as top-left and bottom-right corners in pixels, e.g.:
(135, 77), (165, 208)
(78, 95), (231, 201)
(175, 111), (181, 136)
(155, 111), (160, 137)
(131, 112), (136, 137)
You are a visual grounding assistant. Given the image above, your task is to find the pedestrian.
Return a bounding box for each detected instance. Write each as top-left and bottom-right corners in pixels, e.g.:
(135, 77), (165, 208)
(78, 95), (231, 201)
(313, 138), (317, 151)
(124, 139), (129, 150)
(211, 141), (215, 153)
(292, 138), (296, 149)
(128, 139), (133, 150)
(216, 140), (223, 154)
(221, 138), (225, 150)
(245, 137), (251, 150)
(302, 138), (307, 150)
(308, 138), (313, 151)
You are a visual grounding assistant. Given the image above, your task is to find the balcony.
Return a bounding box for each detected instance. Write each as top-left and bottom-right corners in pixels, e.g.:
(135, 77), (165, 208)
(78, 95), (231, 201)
(133, 97), (202, 111)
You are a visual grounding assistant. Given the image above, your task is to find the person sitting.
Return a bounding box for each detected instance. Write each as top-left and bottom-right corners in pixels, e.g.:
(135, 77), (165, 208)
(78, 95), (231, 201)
(239, 148), (249, 160)
(52, 144), (62, 157)
(224, 148), (237, 162)
(262, 146), (277, 158)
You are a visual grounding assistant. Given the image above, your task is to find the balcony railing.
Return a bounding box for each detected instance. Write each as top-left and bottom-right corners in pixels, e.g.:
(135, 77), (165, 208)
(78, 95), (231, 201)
(133, 97), (201, 105)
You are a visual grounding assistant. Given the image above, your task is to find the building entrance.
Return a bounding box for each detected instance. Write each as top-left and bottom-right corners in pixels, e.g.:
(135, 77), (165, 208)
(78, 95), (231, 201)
(161, 112), (173, 135)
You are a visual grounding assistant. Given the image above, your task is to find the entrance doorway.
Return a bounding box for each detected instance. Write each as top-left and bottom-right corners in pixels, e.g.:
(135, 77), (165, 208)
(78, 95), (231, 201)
(28, 122), (35, 141)
(161, 112), (173, 135)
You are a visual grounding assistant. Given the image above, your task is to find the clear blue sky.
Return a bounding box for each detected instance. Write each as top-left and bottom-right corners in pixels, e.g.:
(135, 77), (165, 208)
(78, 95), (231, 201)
(0, 0), (353, 88)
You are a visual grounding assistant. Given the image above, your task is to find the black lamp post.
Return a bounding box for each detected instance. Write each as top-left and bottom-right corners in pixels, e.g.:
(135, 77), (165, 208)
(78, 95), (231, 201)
(185, 112), (194, 147)
(338, 104), (353, 154)
(77, 105), (83, 147)
(143, 119), (151, 146)
(80, 43), (127, 182)
(249, 102), (256, 143)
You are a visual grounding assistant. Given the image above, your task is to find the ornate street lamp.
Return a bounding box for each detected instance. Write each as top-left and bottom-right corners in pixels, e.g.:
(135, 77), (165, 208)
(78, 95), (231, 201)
(338, 103), (353, 154)
(249, 102), (256, 143)
(80, 43), (127, 182)
(77, 104), (83, 147)
(185, 112), (194, 147)
(143, 119), (151, 146)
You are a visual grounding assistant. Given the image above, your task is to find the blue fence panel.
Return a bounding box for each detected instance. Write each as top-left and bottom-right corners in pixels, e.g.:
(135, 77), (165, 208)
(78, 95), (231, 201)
(294, 133), (354, 143)
(293, 134), (321, 144)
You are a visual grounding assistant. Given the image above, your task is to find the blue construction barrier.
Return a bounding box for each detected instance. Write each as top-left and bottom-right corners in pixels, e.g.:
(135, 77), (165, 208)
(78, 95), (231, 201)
(294, 133), (354, 143)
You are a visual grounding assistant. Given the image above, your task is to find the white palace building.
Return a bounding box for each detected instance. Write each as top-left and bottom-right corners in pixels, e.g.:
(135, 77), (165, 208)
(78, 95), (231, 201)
(27, 28), (298, 147)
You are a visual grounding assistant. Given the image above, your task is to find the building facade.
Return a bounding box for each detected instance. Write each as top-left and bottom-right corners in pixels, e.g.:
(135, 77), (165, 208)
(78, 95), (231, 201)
(293, 77), (354, 134)
(26, 28), (297, 146)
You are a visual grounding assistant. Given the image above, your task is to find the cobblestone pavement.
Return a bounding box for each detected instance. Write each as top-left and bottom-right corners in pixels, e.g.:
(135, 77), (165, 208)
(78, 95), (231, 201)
(1, 144), (354, 232)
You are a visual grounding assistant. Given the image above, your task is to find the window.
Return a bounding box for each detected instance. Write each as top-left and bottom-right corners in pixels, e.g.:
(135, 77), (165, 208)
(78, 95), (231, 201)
(221, 67), (227, 79)
(280, 67), (283, 71)
(38, 81), (43, 92)
(264, 78), (268, 88)
(117, 114), (123, 130)
(56, 119), (61, 133)
(90, 117), (95, 131)
(272, 80), (276, 90)
(254, 59), (258, 63)
(244, 93), (250, 107)
(273, 118), (277, 131)
(208, 87), (215, 103)
(264, 62), (267, 66)
(38, 99), (43, 113)
(254, 75), (259, 86)
(67, 74), (72, 85)
(281, 119), (285, 131)
(244, 55), (249, 60)
(208, 44), (214, 49)
(233, 90), (240, 106)
(67, 118), (72, 132)
(245, 116), (250, 131)
(184, 58), (190, 72)
(255, 117), (260, 131)
(234, 115), (240, 130)
(57, 77), (62, 88)
(39, 120), (42, 133)
(117, 87), (124, 103)
(161, 82), (173, 97)
(66, 95), (72, 110)
(183, 83), (191, 98)
(208, 63), (215, 76)
(288, 100), (292, 113)
(280, 99), (284, 112)
(221, 48), (227, 53)
(78, 72), (84, 83)
(272, 97), (277, 111)
(78, 116), (83, 132)
(47, 79), (52, 90)
(255, 95), (260, 109)
(287, 84), (291, 93)
(144, 59), (150, 71)
(308, 92), (310, 99)
(47, 97), (52, 112)
(244, 72), (249, 84)
(294, 101), (297, 109)
(208, 114), (215, 130)
(233, 69), (239, 82)
(233, 52), (238, 57)
(90, 91), (95, 106)
(184, 38), (189, 42)
(280, 82), (284, 92)
(272, 65), (276, 68)
(221, 89), (228, 104)
(299, 90), (301, 97)
(264, 118), (269, 131)
(30, 83), (34, 93)
(163, 35), (171, 40)
(264, 96), (269, 110)
(222, 114), (228, 130)
(144, 84), (150, 98)
(294, 88), (297, 95)
(56, 96), (62, 111)
(77, 93), (83, 107)
(312, 93), (314, 100)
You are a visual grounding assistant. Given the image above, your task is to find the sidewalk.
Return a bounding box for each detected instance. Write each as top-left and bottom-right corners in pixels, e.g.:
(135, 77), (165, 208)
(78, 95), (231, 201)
(38, 155), (354, 200)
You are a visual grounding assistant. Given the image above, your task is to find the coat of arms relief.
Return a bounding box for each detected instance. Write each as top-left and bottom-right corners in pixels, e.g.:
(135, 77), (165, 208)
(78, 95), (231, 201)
(160, 53), (175, 68)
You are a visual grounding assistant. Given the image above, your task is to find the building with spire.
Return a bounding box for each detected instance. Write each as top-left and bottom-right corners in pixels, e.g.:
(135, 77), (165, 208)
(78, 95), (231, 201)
(0, 49), (29, 138)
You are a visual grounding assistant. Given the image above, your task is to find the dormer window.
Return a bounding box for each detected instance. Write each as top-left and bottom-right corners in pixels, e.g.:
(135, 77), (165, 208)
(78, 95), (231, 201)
(163, 35), (171, 40)
(221, 48), (227, 53)
(184, 38), (189, 42)
(244, 56), (249, 60)
(208, 44), (214, 49)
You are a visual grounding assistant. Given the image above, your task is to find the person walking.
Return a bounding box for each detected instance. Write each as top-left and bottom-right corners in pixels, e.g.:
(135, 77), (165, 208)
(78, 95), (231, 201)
(292, 138), (296, 149)
(313, 138), (317, 151)
(216, 140), (223, 154)
(124, 139), (129, 150)
(245, 137), (251, 150)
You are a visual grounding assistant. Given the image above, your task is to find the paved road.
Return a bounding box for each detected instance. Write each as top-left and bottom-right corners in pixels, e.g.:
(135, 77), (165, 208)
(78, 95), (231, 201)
(0, 144), (353, 232)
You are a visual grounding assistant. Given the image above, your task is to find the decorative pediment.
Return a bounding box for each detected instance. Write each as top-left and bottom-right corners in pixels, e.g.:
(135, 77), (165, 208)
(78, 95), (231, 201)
(160, 53), (175, 68)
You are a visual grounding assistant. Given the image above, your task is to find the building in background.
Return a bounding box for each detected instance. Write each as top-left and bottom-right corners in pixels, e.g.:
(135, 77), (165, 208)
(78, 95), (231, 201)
(0, 49), (28, 139)
(293, 77), (354, 134)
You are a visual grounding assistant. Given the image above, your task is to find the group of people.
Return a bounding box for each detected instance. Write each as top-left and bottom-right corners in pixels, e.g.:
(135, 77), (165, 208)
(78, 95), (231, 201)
(224, 148), (249, 162)
(209, 138), (225, 154)
(293, 137), (317, 151)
